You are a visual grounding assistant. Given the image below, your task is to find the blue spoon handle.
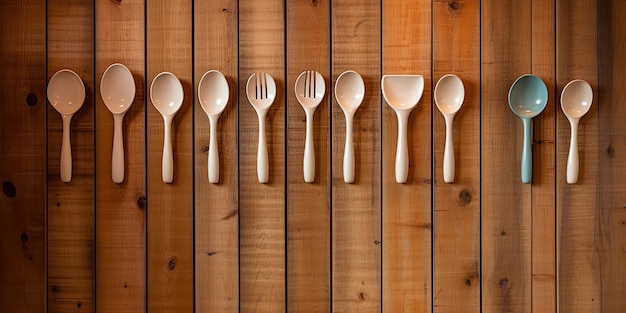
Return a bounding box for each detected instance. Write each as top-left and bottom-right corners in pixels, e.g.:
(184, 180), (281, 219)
(521, 117), (532, 184)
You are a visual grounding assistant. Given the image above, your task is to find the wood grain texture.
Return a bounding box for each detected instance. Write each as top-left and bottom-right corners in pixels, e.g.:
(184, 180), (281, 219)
(95, 0), (146, 312)
(598, 0), (626, 310)
(0, 1), (47, 312)
(531, 0), (557, 312)
(194, 1), (239, 312)
(238, 0), (286, 311)
(331, 0), (381, 312)
(432, 1), (480, 312)
(47, 0), (95, 312)
(146, 0), (193, 312)
(286, 1), (331, 312)
(382, 0), (431, 312)
(481, 1), (532, 312)
(556, 0), (601, 312)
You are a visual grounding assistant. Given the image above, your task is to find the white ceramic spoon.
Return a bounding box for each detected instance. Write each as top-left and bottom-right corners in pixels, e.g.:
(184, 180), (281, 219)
(295, 70), (325, 183)
(560, 79), (593, 184)
(434, 74), (465, 183)
(101, 63), (135, 184)
(198, 70), (229, 184)
(381, 74), (424, 184)
(47, 69), (85, 183)
(150, 72), (184, 184)
(334, 70), (364, 183)
(246, 72), (276, 183)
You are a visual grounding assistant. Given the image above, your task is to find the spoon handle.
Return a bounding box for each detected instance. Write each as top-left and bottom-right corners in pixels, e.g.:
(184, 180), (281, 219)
(567, 119), (579, 184)
(304, 110), (315, 183)
(112, 113), (125, 184)
(162, 115), (174, 184)
(60, 114), (72, 182)
(521, 117), (533, 184)
(257, 111), (269, 183)
(343, 113), (355, 183)
(208, 115), (220, 184)
(395, 110), (410, 184)
(443, 116), (455, 183)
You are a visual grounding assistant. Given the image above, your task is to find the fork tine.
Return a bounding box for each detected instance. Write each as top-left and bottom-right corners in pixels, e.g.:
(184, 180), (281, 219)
(261, 71), (267, 100)
(255, 71), (260, 99)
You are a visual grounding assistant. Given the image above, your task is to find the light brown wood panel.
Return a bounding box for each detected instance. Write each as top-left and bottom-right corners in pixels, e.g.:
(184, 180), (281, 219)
(432, 1), (481, 312)
(531, 0), (557, 312)
(481, 1), (533, 312)
(0, 1), (47, 312)
(146, 1), (193, 312)
(598, 0), (626, 309)
(286, 1), (331, 312)
(238, 0), (286, 311)
(556, 0), (601, 311)
(95, 0), (146, 312)
(331, 0), (381, 312)
(194, 1), (239, 312)
(382, 0), (431, 312)
(47, 0), (95, 312)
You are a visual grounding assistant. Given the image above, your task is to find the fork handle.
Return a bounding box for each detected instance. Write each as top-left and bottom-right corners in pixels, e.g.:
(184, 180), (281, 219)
(304, 110), (315, 183)
(257, 110), (269, 183)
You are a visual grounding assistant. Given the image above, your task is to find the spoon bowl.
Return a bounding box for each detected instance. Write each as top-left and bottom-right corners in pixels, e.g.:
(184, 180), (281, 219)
(381, 74), (424, 183)
(561, 79), (593, 184)
(246, 72), (276, 183)
(334, 70), (365, 183)
(434, 74), (464, 183)
(198, 70), (229, 183)
(295, 70), (326, 183)
(101, 63), (136, 183)
(508, 74), (548, 183)
(150, 72), (184, 184)
(47, 69), (85, 182)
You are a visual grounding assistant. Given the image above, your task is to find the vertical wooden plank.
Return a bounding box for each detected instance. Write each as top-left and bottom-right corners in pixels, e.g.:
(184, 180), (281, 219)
(331, 0), (381, 312)
(95, 0), (146, 312)
(556, 0), (600, 311)
(481, 1), (532, 312)
(194, 1), (239, 312)
(239, 0), (286, 311)
(146, 0), (193, 312)
(432, 1), (481, 312)
(47, 0), (95, 312)
(381, 0), (431, 312)
(286, 1), (331, 312)
(598, 0), (626, 310)
(531, 0), (557, 312)
(0, 1), (46, 312)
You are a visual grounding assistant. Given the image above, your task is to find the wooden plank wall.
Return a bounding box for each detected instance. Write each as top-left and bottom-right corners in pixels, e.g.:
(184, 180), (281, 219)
(1, 1), (625, 313)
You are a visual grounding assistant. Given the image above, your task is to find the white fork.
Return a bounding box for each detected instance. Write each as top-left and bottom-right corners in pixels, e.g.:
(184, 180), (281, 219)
(246, 71), (276, 183)
(295, 70), (326, 183)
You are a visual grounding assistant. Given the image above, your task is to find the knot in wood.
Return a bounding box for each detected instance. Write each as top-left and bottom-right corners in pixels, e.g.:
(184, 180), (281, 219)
(3, 181), (16, 198)
(137, 196), (146, 210)
(458, 189), (472, 205)
(167, 257), (177, 271)
(26, 93), (38, 106)
(448, 1), (460, 10)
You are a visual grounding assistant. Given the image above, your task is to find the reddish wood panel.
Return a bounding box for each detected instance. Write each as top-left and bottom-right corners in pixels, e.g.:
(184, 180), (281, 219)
(382, 0), (432, 311)
(481, 1), (533, 312)
(238, 0), (286, 311)
(194, 1), (239, 312)
(598, 0), (626, 310)
(0, 1), (47, 312)
(95, 0), (146, 312)
(47, 0), (95, 312)
(286, 0), (331, 312)
(146, 0), (194, 312)
(331, 0), (382, 312)
(556, 0), (601, 311)
(433, 1), (481, 312)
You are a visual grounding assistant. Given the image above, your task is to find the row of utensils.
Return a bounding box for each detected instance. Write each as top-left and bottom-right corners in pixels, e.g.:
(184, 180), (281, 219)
(47, 65), (592, 185)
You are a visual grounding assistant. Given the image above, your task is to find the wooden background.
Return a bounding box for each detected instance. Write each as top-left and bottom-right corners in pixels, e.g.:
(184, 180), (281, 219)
(0, 0), (624, 312)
